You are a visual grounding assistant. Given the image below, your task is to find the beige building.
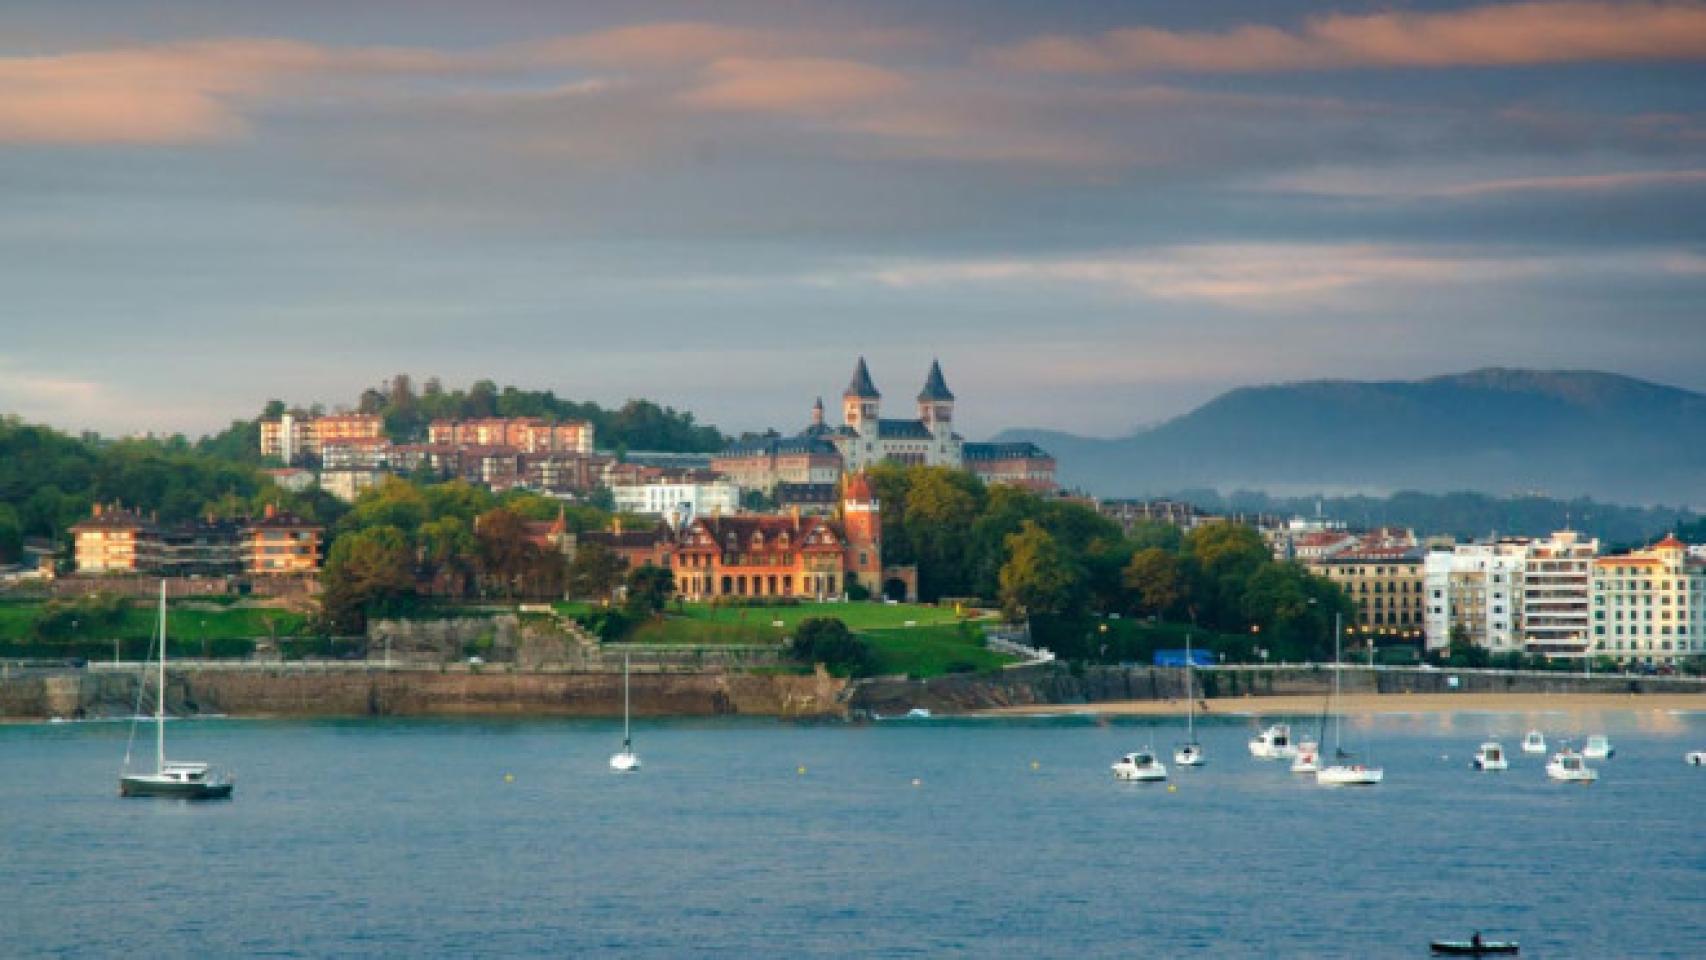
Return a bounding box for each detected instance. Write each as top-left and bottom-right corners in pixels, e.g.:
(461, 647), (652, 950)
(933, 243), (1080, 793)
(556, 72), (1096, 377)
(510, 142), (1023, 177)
(242, 505), (323, 575)
(1310, 546), (1428, 642)
(1591, 535), (1704, 666)
(1521, 530), (1599, 659)
(71, 504), (159, 574)
(260, 413), (385, 464)
(427, 417), (593, 454)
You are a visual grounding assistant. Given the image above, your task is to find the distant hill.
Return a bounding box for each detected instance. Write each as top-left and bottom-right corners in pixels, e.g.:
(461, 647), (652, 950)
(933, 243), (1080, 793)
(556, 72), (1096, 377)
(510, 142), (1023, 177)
(999, 369), (1706, 507)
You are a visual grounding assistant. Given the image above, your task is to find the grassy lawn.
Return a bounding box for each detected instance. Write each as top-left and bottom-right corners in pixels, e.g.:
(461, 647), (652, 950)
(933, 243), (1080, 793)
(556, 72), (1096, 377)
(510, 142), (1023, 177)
(672, 601), (972, 631)
(0, 600), (313, 642)
(863, 622), (1014, 677)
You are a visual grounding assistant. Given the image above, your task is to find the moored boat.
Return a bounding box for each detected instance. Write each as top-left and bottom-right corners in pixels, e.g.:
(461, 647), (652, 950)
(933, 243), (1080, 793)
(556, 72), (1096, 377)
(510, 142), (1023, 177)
(1430, 935), (1519, 955)
(1173, 632), (1205, 767)
(1316, 613), (1383, 787)
(1248, 724), (1299, 760)
(1545, 749), (1597, 783)
(1472, 742), (1508, 771)
(1521, 730), (1546, 754)
(1582, 735), (1614, 760)
(1687, 750), (1706, 766)
(1112, 750), (1168, 782)
(1290, 741), (1319, 774)
(119, 581), (234, 801)
(609, 653), (641, 773)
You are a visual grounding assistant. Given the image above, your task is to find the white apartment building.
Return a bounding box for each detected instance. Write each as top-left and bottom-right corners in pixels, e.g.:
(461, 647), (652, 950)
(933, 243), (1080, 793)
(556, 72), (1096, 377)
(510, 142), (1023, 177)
(1521, 530), (1599, 659)
(1423, 540), (1527, 654)
(611, 478), (741, 523)
(1591, 535), (1705, 666)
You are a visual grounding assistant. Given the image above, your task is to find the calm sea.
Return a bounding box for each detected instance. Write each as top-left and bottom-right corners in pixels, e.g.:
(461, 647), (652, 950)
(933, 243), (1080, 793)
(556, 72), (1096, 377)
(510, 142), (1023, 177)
(3, 709), (1702, 958)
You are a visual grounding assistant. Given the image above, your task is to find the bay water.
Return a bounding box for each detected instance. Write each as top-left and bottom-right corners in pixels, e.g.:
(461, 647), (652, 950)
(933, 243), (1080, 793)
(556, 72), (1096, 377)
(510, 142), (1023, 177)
(4, 709), (1702, 958)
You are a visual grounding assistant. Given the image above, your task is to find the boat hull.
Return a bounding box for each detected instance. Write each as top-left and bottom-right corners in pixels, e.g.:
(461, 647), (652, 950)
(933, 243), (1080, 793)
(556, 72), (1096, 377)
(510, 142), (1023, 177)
(609, 752), (641, 773)
(119, 776), (233, 800)
(1430, 940), (1518, 955)
(1317, 765), (1383, 786)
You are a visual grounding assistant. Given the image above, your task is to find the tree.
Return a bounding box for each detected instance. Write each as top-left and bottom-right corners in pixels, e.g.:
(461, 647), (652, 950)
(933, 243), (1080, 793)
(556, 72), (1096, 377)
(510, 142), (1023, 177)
(567, 541), (626, 601)
(790, 617), (872, 676)
(320, 525), (416, 634)
(998, 520), (1083, 621)
(624, 564), (675, 618)
(1124, 548), (1185, 618)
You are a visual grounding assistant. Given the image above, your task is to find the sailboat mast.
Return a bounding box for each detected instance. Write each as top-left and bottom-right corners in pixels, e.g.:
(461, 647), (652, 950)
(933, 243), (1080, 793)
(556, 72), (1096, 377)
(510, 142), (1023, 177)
(623, 653), (631, 744)
(1332, 611), (1343, 751)
(1184, 632), (1194, 739)
(156, 580), (167, 773)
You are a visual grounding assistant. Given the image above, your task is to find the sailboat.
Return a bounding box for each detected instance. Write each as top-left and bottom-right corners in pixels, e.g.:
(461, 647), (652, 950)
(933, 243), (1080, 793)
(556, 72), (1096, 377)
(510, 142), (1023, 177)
(119, 582), (233, 800)
(609, 653), (640, 772)
(1174, 632), (1204, 766)
(1317, 612), (1382, 787)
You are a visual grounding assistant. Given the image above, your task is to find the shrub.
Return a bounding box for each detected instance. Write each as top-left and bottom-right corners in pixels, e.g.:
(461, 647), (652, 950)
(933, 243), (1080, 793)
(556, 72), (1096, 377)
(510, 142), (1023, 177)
(789, 617), (872, 677)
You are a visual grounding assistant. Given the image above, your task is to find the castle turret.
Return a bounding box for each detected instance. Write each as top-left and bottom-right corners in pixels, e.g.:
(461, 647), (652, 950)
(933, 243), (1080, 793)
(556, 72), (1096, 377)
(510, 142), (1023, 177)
(917, 359), (954, 434)
(811, 396), (825, 430)
(842, 357), (880, 433)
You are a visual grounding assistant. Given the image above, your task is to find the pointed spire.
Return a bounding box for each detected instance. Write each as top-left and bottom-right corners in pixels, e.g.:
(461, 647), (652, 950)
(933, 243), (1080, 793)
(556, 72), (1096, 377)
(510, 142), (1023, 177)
(843, 357), (881, 399)
(917, 358), (954, 402)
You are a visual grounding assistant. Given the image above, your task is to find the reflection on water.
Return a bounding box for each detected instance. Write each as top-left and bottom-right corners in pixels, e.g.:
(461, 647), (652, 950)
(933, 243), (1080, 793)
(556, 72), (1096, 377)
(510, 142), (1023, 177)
(2, 711), (1702, 959)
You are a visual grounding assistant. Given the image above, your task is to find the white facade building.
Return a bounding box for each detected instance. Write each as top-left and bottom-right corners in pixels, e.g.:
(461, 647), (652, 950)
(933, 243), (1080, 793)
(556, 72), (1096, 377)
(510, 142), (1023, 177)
(611, 478), (741, 522)
(1423, 541), (1528, 654)
(1591, 535), (1705, 666)
(1521, 530), (1599, 659)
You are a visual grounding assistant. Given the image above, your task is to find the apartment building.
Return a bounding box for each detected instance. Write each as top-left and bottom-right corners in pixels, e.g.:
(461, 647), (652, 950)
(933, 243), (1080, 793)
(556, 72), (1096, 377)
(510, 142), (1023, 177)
(1521, 530), (1599, 659)
(1309, 545), (1428, 639)
(609, 472), (740, 522)
(1591, 535), (1704, 666)
(1423, 540), (1528, 654)
(260, 413), (384, 464)
(427, 417), (594, 455)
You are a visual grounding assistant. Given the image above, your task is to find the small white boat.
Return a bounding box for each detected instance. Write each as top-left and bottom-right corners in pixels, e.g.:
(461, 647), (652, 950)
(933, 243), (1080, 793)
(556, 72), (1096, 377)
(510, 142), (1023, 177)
(1112, 750), (1168, 782)
(905, 708), (932, 719)
(1314, 614), (1383, 788)
(1472, 742), (1509, 771)
(1546, 750), (1597, 783)
(1249, 724), (1299, 760)
(1582, 735), (1614, 760)
(609, 654), (641, 773)
(1174, 632), (1205, 767)
(1521, 730), (1547, 754)
(1687, 751), (1706, 766)
(1290, 741), (1320, 774)
(1317, 762), (1384, 786)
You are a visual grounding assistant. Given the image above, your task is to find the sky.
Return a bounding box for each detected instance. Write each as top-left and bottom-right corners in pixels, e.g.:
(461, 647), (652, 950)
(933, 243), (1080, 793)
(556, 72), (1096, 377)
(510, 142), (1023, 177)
(1, 0), (1703, 441)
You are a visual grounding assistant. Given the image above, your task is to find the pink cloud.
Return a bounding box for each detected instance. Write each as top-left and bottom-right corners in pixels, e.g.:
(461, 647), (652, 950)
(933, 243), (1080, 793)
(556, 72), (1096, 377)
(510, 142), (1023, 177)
(995, 2), (1706, 73)
(680, 57), (908, 112)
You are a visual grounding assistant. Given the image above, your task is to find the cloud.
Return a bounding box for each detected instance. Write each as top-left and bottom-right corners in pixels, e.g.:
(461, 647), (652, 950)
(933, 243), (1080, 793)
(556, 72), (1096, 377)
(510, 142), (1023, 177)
(994, 2), (1706, 74)
(680, 57), (908, 113)
(1258, 166), (1706, 199)
(847, 244), (1577, 307)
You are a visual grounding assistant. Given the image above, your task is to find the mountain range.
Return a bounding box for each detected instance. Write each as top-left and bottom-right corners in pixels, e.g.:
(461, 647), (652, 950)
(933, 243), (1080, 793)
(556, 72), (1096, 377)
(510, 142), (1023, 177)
(996, 369), (1706, 507)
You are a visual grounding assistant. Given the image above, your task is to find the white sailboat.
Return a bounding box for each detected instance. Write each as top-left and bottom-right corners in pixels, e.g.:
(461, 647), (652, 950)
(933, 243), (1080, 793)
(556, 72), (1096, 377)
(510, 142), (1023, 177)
(119, 582), (233, 800)
(609, 653), (640, 772)
(1317, 612), (1382, 787)
(1174, 632), (1204, 767)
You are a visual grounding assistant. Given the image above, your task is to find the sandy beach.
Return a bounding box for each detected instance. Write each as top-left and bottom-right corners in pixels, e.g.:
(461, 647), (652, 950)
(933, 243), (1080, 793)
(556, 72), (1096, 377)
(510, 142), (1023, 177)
(973, 692), (1706, 718)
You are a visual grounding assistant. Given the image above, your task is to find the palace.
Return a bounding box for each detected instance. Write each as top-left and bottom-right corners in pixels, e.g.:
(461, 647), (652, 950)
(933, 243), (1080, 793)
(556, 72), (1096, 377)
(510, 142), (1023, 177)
(713, 358), (1056, 494)
(572, 473), (913, 601)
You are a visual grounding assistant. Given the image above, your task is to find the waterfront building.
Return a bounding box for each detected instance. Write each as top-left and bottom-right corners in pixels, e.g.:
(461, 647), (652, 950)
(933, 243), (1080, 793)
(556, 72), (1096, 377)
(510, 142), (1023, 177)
(1591, 535), (1705, 667)
(1521, 530), (1599, 659)
(1423, 540), (1528, 654)
(71, 504), (160, 574)
(1309, 545), (1428, 642)
(242, 504), (323, 575)
(610, 472), (741, 522)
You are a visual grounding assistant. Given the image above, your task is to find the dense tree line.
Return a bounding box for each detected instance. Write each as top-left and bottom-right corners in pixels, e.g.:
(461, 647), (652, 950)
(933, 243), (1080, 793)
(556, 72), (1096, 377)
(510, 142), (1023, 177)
(869, 465), (1354, 663)
(358, 374), (727, 452)
(0, 416), (344, 564)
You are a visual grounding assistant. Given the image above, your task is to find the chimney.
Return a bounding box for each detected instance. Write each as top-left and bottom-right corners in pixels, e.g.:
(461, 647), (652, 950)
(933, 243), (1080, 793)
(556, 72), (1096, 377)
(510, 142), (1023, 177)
(93, 503), (103, 518)
(265, 503), (278, 519)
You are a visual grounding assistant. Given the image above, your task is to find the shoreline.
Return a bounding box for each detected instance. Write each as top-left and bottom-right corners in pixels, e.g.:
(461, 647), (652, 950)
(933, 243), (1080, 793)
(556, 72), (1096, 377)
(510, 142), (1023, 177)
(968, 692), (1706, 718)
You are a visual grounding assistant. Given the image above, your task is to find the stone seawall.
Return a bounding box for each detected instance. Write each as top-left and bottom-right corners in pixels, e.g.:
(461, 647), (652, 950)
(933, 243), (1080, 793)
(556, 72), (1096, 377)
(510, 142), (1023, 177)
(0, 666), (848, 720)
(849, 664), (1706, 714)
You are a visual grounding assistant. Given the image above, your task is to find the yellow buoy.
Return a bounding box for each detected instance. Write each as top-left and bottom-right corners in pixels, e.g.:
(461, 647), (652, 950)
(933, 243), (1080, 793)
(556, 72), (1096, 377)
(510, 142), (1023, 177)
(797, 765), (807, 775)
(503, 773), (515, 783)
(1030, 761), (1040, 770)
(1167, 784), (1177, 793)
